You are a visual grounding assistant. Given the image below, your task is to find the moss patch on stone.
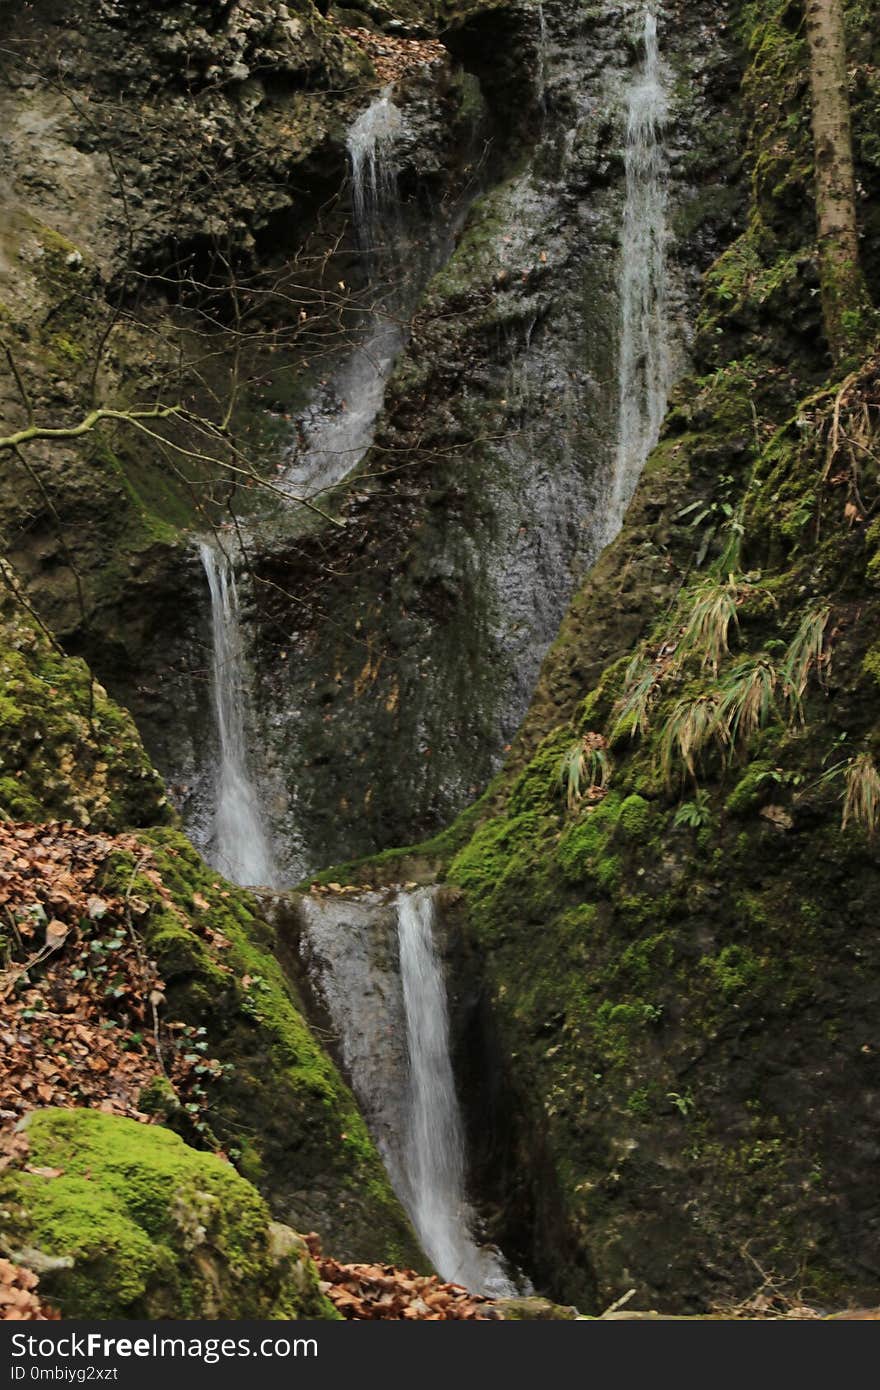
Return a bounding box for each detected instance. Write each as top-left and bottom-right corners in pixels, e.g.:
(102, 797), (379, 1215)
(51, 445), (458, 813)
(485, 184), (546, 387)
(0, 578), (169, 830)
(0, 1109), (338, 1319)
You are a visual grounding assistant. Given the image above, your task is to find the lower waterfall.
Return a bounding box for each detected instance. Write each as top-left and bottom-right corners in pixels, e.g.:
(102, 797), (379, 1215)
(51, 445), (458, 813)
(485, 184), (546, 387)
(299, 887), (517, 1295)
(396, 891), (514, 1294)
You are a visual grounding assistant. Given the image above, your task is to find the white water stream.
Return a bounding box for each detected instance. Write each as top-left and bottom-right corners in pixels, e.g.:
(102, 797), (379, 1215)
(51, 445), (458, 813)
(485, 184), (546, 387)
(347, 89), (405, 257)
(604, 4), (671, 539)
(200, 542), (276, 888)
(281, 92), (407, 499)
(397, 891), (514, 1294)
(299, 887), (517, 1294)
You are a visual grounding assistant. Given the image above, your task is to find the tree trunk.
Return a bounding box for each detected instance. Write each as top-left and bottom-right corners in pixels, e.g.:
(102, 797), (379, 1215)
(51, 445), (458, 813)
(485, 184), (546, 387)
(804, 0), (873, 361)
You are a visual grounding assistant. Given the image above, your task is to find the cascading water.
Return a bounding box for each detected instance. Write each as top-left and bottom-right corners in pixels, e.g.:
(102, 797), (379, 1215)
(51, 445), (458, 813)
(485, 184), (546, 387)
(347, 88), (404, 257)
(200, 542), (276, 888)
(281, 91), (406, 499)
(298, 887), (517, 1295)
(604, 3), (671, 539)
(396, 891), (514, 1295)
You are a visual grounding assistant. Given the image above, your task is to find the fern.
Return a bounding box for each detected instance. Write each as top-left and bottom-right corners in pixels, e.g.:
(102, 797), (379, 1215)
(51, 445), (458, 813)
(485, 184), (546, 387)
(673, 790), (713, 830)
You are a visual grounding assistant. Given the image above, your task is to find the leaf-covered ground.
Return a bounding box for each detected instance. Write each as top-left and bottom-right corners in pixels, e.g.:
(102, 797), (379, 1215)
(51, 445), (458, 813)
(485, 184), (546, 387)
(0, 1257), (58, 1321)
(0, 822), (225, 1133)
(307, 1235), (499, 1320)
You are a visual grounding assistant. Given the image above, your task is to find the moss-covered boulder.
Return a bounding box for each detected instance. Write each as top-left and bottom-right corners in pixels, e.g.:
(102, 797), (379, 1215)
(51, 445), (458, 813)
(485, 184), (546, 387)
(0, 1109), (338, 1319)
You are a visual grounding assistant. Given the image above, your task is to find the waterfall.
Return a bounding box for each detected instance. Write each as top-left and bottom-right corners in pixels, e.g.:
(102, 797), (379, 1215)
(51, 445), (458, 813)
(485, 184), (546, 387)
(298, 887), (517, 1294)
(396, 891), (514, 1295)
(200, 542), (276, 888)
(605, 3), (671, 538)
(281, 91), (406, 498)
(346, 89), (404, 256)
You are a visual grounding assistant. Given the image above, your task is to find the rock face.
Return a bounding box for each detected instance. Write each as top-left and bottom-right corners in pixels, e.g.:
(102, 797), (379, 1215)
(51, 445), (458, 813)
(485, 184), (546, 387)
(203, 0), (743, 877)
(424, 0), (880, 1316)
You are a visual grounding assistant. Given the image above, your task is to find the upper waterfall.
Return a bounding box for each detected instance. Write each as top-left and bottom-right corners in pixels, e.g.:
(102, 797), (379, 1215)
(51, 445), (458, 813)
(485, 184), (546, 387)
(199, 541), (276, 888)
(346, 89), (405, 256)
(605, 3), (671, 539)
(280, 91), (407, 500)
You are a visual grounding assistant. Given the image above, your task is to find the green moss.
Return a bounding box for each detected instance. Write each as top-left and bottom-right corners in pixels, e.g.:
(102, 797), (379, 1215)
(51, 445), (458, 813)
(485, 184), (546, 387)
(556, 794), (621, 884)
(862, 642), (880, 689)
(508, 726), (573, 817)
(0, 584), (170, 830)
(617, 794), (652, 838)
(50, 333), (86, 363)
(703, 943), (766, 998)
(0, 1109), (337, 1319)
(449, 810), (549, 897)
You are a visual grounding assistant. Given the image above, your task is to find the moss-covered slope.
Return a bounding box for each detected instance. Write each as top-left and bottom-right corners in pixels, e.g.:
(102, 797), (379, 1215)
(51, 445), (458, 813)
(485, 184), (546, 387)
(0, 573), (170, 828)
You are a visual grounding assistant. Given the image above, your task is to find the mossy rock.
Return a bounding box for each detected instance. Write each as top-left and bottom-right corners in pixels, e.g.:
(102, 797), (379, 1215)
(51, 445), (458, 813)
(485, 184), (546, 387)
(0, 1109), (338, 1320)
(0, 576), (170, 830)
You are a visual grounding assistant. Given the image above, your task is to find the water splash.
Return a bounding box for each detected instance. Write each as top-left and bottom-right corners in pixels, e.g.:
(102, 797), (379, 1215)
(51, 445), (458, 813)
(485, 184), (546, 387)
(605, 4), (671, 538)
(397, 890), (515, 1295)
(200, 542), (276, 887)
(347, 89), (404, 256)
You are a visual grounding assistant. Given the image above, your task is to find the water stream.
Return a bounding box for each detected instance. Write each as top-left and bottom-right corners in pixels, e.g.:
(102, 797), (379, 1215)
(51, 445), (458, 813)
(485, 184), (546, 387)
(281, 91), (407, 500)
(397, 891), (514, 1294)
(347, 89), (405, 258)
(299, 887), (516, 1294)
(199, 542), (276, 888)
(604, 3), (671, 540)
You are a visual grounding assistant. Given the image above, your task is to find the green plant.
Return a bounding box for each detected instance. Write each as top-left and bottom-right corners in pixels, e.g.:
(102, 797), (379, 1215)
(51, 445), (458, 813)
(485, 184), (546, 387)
(610, 655), (660, 741)
(558, 733), (612, 810)
(717, 656), (780, 747)
(676, 578), (741, 674)
(667, 1091), (694, 1118)
(841, 752), (880, 836)
(674, 789), (713, 829)
(659, 692), (726, 785)
(780, 604), (831, 719)
(756, 765), (804, 790)
(676, 474), (738, 565)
